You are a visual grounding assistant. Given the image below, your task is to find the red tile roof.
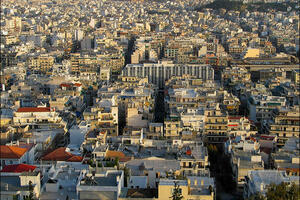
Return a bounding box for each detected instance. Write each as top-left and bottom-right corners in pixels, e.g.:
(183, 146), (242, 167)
(74, 83), (82, 87)
(105, 150), (125, 159)
(41, 147), (83, 162)
(119, 156), (132, 162)
(66, 156), (83, 162)
(228, 116), (242, 120)
(0, 146), (28, 159)
(1, 164), (36, 173)
(16, 107), (51, 112)
(260, 135), (276, 140)
(60, 83), (72, 88)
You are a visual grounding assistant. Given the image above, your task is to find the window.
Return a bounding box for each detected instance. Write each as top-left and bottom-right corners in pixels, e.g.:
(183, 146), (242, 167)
(156, 172), (159, 178)
(171, 188), (182, 195)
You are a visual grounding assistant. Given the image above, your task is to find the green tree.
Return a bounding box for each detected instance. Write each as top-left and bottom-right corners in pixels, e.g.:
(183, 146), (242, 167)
(123, 167), (130, 187)
(266, 182), (300, 200)
(23, 181), (34, 200)
(170, 182), (183, 200)
(114, 157), (120, 169)
(248, 193), (265, 200)
(248, 182), (300, 200)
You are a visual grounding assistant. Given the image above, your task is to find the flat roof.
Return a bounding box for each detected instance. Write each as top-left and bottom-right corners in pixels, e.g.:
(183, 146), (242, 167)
(81, 171), (122, 187)
(159, 179), (188, 186)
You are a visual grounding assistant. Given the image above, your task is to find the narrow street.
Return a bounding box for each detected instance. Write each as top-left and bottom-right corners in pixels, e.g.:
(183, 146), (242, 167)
(208, 144), (242, 200)
(154, 89), (165, 123)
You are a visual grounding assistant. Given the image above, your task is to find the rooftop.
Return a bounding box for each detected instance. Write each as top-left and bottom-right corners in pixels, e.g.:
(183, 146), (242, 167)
(0, 145), (27, 159)
(120, 188), (158, 198)
(1, 164), (36, 173)
(16, 107), (51, 112)
(81, 171), (123, 187)
(41, 147), (83, 162)
(159, 179), (188, 186)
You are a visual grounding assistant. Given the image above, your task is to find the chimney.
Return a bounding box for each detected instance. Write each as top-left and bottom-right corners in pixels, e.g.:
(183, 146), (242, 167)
(5, 184), (8, 191)
(17, 140), (19, 146)
(27, 138), (30, 144)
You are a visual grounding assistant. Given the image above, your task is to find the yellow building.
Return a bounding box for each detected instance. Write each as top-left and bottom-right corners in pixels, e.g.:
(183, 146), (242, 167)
(120, 177), (216, 200)
(243, 48), (260, 58)
(158, 178), (215, 200)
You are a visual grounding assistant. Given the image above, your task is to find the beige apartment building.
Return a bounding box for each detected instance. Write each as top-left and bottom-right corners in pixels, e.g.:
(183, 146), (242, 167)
(164, 119), (183, 138)
(269, 107), (300, 146)
(29, 55), (54, 75)
(204, 104), (228, 143)
(13, 107), (61, 125)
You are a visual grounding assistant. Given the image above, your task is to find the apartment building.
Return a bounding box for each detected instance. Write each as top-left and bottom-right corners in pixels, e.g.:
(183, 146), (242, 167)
(231, 149), (264, 191)
(291, 69), (300, 86)
(121, 61), (214, 88)
(227, 116), (256, 137)
(269, 107), (300, 146)
(244, 170), (299, 199)
(204, 104), (228, 143)
(77, 170), (124, 200)
(70, 53), (99, 80)
(248, 95), (287, 123)
(158, 178), (215, 200)
(178, 145), (210, 177)
(13, 107), (61, 125)
(98, 101), (119, 136)
(164, 119), (183, 138)
(29, 55), (54, 75)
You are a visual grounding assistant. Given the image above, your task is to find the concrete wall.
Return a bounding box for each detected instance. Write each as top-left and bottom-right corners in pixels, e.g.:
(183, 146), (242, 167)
(79, 191), (117, 200)
(127, 107), (148, 128)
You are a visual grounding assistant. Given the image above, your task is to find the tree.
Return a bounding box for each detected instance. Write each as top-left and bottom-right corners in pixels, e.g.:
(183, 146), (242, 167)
(123, 167), (130, 187)
(248, 193), (265, 200)
(266, 182), (300, 200)
(248, 182), (300, 200)
(23, 181), (34, 200)
(170, 182), (183, 200)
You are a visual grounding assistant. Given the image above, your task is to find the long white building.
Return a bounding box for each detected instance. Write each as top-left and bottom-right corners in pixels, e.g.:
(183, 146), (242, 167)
(121, 61), (214, 88)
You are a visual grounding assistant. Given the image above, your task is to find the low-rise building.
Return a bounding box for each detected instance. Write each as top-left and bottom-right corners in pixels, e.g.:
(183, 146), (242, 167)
(158, 177), (215, 200)
(0, 170), (41, 200)
(13, 107), (61, 126)
(77, 170), (124, 200)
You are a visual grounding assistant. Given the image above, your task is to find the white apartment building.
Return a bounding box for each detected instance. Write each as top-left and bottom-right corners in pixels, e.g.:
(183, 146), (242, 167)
(121, 61), (214, 88)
